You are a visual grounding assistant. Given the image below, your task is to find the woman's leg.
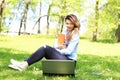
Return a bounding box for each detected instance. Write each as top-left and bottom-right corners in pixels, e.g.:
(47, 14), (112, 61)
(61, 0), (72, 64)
(9, 45), (72, 71)
(26, 45), (70, 66)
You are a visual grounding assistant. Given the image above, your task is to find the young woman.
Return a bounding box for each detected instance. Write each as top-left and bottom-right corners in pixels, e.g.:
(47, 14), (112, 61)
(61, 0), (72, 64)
(9, 14), (80, 71)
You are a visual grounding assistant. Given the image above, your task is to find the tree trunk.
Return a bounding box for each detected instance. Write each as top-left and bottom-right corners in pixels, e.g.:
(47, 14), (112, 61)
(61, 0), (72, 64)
(38, 2), (42, 34)
(115, 13), (120, 42)
(18, 19), (23, 35)
(116, 25), (120, 42)
(0, 0), (5, 32)
(23, 2), (29, 34)
(18, 1), (30, 35)
(92, 0), (99, 41)
(46, 4), (51, 34)
(92, 29), (97, 41)
(60, 16), (64, 33)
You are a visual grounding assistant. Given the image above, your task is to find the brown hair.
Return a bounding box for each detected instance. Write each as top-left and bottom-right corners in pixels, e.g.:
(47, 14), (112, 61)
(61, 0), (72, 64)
(65, 14), (80, 41)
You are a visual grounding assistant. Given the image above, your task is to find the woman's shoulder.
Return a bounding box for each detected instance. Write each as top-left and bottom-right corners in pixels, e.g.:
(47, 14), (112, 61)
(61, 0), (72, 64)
(62, 29), (68, 34)
(72, 31), (80, 40)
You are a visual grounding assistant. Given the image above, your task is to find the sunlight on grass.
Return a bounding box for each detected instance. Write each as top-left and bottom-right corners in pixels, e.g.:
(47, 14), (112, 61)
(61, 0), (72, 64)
(78, 39), (120, 56)
(0, 35), (55, 54)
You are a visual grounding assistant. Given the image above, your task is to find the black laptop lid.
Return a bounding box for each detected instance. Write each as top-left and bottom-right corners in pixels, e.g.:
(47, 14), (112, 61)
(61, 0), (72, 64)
(41, 60), (75, 74)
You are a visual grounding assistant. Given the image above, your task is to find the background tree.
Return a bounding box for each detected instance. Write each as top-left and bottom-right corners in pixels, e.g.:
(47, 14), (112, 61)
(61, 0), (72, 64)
(31, 0), (43, 34)
(99, 0), (120, 42)
(44, 0), (52, 34)
(18, 0), (31, 35)
(38, 1), (42, 33)
(0, 0), (5, 32)
(86, 0), (116, 41)
(50, 0), (83, 34)
(92, 0), (99, 41)
(0, 0), (21, 33)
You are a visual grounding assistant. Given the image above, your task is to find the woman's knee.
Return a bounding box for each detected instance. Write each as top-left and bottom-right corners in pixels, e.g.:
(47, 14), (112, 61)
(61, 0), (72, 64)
(44, 45), (52, 49)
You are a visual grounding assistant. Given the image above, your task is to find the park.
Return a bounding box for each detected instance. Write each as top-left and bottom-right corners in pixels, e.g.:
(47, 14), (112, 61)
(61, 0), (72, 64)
(0, 0), (120, 80)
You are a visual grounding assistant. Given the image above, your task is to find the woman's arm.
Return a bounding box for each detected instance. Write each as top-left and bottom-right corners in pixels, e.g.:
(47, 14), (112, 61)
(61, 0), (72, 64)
(53, 39), (66, 49)
(57, 33), (80, 55)
(53, 39), (58, 49)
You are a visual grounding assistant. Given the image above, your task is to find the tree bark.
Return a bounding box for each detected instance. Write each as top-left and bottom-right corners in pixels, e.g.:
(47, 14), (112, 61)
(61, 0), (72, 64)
(92, 0), (99, 41)
(115, 13), (120, 42)
(18, 1), (30, 35)
(93, 29), (97, 41)
(23, 2), (29, 34)
(116, 25), (120, 42)
(18, 18), (23, 35)
(38, 2), (42, 34)
(46, 4), (52, 34)
(60, 16), (64, 33)
(0, 0), (5, 32)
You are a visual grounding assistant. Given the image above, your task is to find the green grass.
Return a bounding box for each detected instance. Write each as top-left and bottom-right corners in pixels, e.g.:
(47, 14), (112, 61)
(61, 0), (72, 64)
(0, 34), (120, 80)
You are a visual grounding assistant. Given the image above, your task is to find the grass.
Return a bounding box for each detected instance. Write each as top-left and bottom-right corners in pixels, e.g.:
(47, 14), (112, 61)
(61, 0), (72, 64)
(0, 34), (120, 80)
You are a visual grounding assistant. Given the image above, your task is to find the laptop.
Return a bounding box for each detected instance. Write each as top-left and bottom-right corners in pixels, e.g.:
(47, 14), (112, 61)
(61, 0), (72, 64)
(41, 60), (75, 76)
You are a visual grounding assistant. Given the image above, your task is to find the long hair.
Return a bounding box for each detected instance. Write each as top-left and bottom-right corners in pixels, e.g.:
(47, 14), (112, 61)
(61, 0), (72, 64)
(65, 14), (80, 41)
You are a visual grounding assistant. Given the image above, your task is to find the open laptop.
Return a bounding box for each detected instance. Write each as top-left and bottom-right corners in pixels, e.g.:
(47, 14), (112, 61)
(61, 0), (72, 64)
(41, 60), (75, 76)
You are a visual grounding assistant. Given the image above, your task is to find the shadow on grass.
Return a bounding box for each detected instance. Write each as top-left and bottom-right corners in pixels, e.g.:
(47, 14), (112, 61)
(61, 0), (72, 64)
(97, 38), (116, 44)
(80, 36), (90, 39)
(80, 37), (116, 44)
(0, 47), (43, 80)
(0, 48), (120, 80)
(76, 54), (120, 80)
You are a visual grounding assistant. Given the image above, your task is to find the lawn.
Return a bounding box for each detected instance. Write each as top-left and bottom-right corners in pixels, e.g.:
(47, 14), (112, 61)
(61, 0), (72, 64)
(0, 34), (120, 80)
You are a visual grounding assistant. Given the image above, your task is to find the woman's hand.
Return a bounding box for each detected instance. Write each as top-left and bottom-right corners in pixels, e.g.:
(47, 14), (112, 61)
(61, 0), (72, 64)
(58, 43), (66, 49)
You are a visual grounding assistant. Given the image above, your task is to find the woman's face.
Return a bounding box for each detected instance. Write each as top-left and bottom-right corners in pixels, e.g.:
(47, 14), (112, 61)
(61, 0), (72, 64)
(65, 19), (74, 31)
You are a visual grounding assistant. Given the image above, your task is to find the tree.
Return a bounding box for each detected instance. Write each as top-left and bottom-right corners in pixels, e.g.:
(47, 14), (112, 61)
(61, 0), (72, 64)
(115, 0), (120, 42)
(46, 3), (52, 34)
(115, 8), (120, 42)
(92, 0), (99, 41)
(0, 0), (18, 32)
(100, 0), (120, 42)
(115, 21), (120, 42)
(86, 0), (117, 41)
(31, 0), (43, 34)
(0, 0), (5, 32)
(50, 0), (83, 33)
(19, 0), (31, 35)
(38, 2), (42, 33)
(43, 0), (52, 34)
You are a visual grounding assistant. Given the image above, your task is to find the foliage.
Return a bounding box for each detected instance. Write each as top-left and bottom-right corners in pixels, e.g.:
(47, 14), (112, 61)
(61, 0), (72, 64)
(1, 26), (8, 31)
(86, 0), (120, 41)
(98, 0), (120, 41)
(4, 0), (24, 19)
(0, 0), (119, 42)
